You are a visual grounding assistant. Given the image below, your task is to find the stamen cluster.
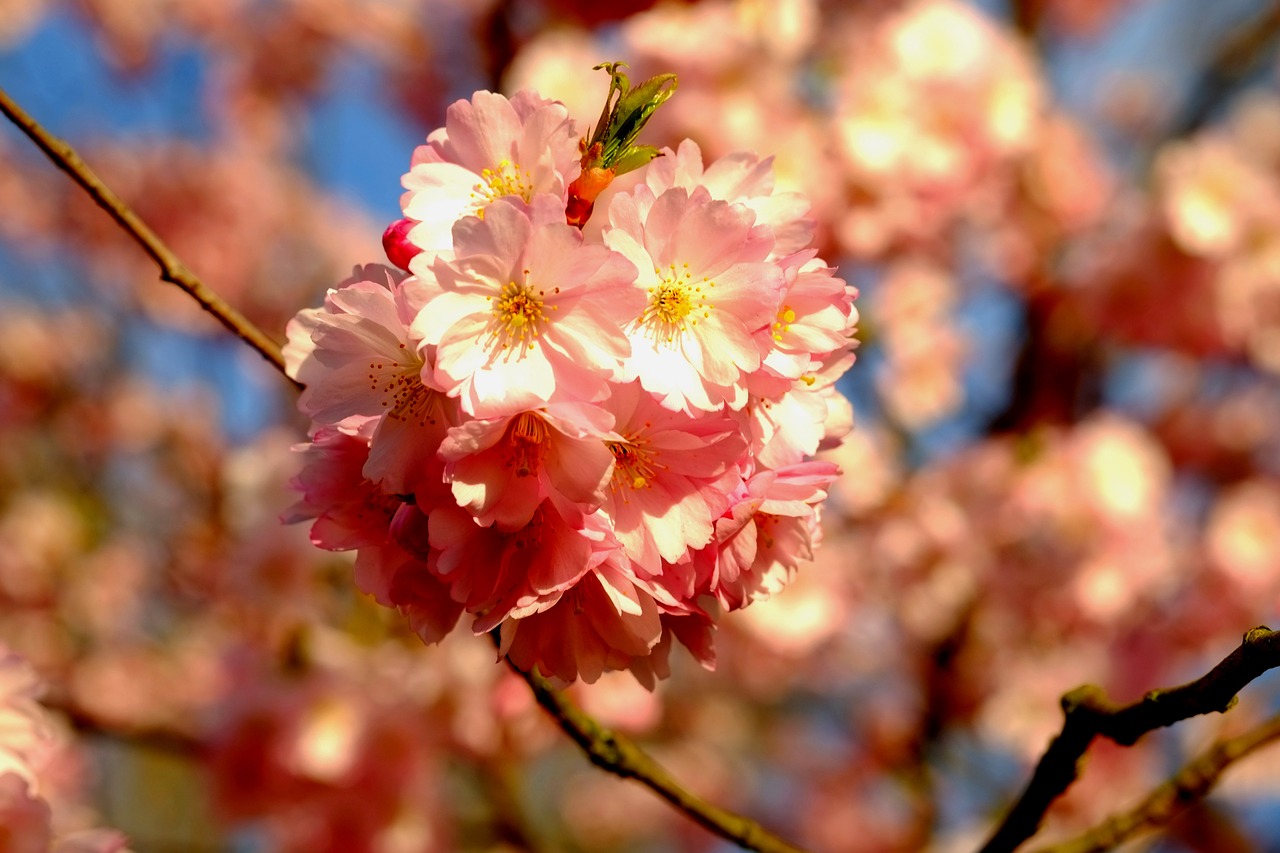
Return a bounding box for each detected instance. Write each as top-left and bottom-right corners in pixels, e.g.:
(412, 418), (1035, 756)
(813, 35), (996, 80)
(286, 84), (859, 686)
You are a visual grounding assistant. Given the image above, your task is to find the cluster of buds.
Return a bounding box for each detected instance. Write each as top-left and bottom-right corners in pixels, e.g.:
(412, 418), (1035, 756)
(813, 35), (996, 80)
(285, 65), (858, 685)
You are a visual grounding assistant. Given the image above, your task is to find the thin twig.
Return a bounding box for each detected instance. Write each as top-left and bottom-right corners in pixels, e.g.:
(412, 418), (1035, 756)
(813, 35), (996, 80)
(506, 658), (812, 853)
(978, 626), (1280, 853)
(1169, 2), (1280, 137)
(1032, 712), (1280, 853)
(0, 86), (296, 385)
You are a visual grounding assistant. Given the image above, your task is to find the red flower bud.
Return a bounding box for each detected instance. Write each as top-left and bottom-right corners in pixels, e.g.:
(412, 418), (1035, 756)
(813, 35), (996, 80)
(381, 218), (422, 270)
(565, 167), (615, 228)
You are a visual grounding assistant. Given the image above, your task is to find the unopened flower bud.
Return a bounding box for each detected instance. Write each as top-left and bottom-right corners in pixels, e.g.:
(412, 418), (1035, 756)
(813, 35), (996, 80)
(566, 163), (616, 227)
(381, 218), (422, 271)
(567, 62), (676, 228)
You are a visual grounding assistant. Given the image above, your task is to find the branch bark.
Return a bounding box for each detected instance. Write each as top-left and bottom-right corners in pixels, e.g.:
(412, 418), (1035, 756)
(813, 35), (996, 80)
(0, 85), (297, 385)
(507, 658), (813, 853)
(1031, 712), (1280, 853)
(978, 626), (1280, 853)
(1169, 1), (1280, 137)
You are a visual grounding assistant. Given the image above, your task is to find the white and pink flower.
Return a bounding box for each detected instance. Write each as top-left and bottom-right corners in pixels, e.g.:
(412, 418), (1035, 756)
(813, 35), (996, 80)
(415, 196), (643, 417)
(605, 186), (785, 413)
(645, 139), (815, 258)
(699, 461), (840, 610)
(400, 89), (580, 257)
(427, 502), (599, 633)
(0, 647), (130, 852)
(598, 381), (745, 573)
(440, 403), (615, 530)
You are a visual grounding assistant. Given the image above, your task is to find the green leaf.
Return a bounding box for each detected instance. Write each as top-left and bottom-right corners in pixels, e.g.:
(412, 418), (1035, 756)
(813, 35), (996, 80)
(582, 63), (677, 172)
(612, 145), (663, 177)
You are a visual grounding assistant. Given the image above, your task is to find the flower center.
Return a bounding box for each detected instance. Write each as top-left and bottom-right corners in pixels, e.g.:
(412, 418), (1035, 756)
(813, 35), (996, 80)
(506, 412), (548, 477)
(637, 263), (714, 343)
(369, 350), (442, 427)
(488, 275), (553, 353)
(471, 159), (534, 216)
(756, 512), (778, 550)
(607, 437), (660, 493)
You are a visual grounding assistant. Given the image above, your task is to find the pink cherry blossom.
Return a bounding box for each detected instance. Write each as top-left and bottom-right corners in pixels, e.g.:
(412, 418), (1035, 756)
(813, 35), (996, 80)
(414, 196), (643, 417)
(605, 186), (785, 413)
(498, 560), (664, 685)
(400, 89), (580, 256)
(759, 251), (858, 382)
(598, 382), (746, 573)
(284, 267), (459, 507)
(439, 403), (616, 530)
(499, 544), (717, 687)
(284, 264), (428, 429)
(283, 428), (398, 555)
(699, 461), (839, 610)
(383, 551), (466, 645)
(0, 647), (52, 791)
(283, 428), (461, 638)
(426, 502), (599, 633)
(645, 139), (815, 257)
(740, 383), (832, 470)
(0, 648), (129, 853)
(279, 78), (858, 686)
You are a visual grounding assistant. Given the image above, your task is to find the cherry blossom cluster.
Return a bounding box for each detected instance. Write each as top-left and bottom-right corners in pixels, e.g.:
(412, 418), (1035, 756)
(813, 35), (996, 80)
(284, 81), (858, 685)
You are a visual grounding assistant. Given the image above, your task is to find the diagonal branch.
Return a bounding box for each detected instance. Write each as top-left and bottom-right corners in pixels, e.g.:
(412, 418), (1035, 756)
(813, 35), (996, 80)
(1169, 1), (1280, 138)
(507, 658), (812, 853)
(1031, 712), (1280, 853)
(0, 86), (296, 385)
(978, 626), (1280, 853)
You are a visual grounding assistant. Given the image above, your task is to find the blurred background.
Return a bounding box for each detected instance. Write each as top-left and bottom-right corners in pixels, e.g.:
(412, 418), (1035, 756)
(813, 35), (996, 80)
(4, 0), (1280, 850)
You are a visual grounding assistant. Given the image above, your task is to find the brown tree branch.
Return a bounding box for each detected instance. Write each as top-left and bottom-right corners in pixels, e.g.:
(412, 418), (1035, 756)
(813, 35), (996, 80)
(1031, 712), (1280, 853)
(978, 626), (1280, 853)
(0, 86), (297, 386)
(1170, 0), (1280, 137)
(507, 658), (813, 853)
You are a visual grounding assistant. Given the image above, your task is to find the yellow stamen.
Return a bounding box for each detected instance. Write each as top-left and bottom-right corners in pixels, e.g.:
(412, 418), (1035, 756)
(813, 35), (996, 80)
(607, 438), (662, 498)
(371, 356), (443, 428)
(772, 304), (797, 341)
(470, 159), (534, 216)
(508, 413), (548, 477)
(488, 276), (548, 354)
(636, 262), (714, 343)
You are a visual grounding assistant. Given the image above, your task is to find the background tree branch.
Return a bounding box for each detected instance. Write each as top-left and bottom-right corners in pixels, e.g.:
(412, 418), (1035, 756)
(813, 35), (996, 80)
(1032, 712), (1280, 853)
(1170, 0), (1280, 137)
(0, 86), (296, 385)
(507, 658), (813, 853)
(978, 626), (1280, 853)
